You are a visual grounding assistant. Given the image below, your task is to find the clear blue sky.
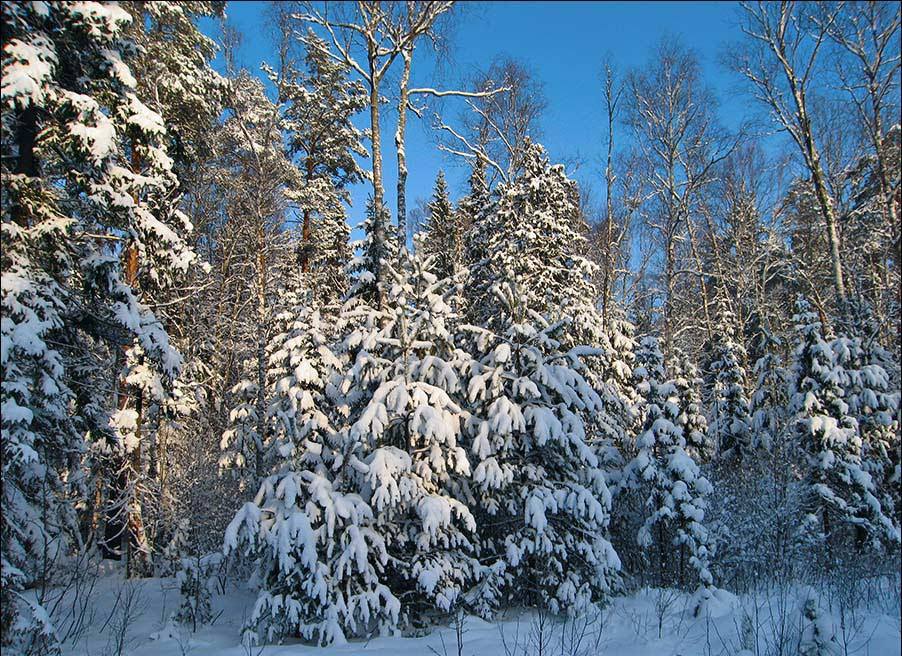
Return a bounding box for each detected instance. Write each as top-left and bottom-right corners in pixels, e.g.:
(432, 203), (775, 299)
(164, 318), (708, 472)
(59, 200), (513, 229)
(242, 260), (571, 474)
(209, 1), (752, 236)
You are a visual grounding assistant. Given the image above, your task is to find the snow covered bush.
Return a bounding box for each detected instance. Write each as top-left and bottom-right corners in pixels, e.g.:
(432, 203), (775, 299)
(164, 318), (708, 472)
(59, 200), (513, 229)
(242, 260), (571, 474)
(175, 555), (217, 632)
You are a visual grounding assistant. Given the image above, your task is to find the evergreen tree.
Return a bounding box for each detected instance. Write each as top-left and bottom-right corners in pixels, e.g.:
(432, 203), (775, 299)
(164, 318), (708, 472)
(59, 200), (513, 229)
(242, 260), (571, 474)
(265, 295), (342, 463)
(344, 248), (478, 623)
(670, 347), (712, 461)
(463, 282), (620, 615)
(749, 330), (791, 454)
(705, 299), (754, 464)
(420, 171), (462, 281)
(271, 30), (366, 305)
(217, 72), (301, 489)
(225, 298), (370, 646)
(789, 297), (899, 550)
(833, 298), (900, 532)
(123, 1), (226, 170)
(2, 0), (199, 644)
(595, 311), (640, 491)
(459, 154), (491, 258)
(466, 139), (629, 468)
(466, 139), (595, 337)
(624, 337), (714, 608)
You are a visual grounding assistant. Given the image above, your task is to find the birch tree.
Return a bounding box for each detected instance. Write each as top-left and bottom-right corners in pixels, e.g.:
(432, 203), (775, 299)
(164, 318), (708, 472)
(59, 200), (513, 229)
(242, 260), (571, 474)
(733, 1), (848, 306)
(627, 39), (736, 357)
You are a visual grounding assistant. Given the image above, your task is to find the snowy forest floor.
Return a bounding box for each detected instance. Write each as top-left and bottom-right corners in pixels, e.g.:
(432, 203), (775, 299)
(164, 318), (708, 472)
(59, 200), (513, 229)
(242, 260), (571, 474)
(46, 562), (901, 656)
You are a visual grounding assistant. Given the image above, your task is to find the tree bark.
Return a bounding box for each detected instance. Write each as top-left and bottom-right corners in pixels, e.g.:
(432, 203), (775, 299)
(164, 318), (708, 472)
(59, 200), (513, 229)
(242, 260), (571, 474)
(602, 78), (617, 323)
(368, 43), (386, 307)
(11, 106), (39, 226)
(255, 221), (267, 483)
(395, 48), (412, 253)
(300, 158), (314, 273)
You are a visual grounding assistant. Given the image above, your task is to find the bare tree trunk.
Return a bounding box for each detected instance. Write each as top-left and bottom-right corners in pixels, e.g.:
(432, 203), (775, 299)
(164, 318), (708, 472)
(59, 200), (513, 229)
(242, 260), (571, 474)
(254, 221), (267, 483)
(684, 215), (714, 341)
(368, 47), (386, 307)
(664, 236), (675, 358)
(602, 67), (618, 323)
(803, 133), (846, 305)
(396, 48), (412, 252)
(300, 158), (314, 273)
(11, 107), (38, 226)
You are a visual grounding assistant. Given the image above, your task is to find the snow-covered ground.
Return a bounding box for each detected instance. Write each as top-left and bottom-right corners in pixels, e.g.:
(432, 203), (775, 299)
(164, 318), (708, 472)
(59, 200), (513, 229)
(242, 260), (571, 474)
(50, 564), (900, 656)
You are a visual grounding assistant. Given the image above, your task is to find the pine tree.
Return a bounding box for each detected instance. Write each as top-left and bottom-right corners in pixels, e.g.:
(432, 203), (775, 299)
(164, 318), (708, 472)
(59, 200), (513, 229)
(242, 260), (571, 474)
(266, 296), (342, 462)
(594, 311), (640, 492)
(789, 297), (899, 550)
(2, 0), (200, 644)
(225, 297), (376, 647)
(271, 30), (366, 305)
(123, 1), (226, 170)
(461, 154), (494, 289)
(625, 337), (714, 607)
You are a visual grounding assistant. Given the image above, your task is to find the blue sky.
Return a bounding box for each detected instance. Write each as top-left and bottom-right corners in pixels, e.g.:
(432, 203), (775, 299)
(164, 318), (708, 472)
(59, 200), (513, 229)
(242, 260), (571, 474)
(209, 1), (752, 235)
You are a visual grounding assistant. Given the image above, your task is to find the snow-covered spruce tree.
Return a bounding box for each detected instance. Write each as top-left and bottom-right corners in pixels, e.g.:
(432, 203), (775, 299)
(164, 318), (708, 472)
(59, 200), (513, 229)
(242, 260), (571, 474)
(789, 297), (899, 552)
(225, 237), (478, 645)
(709, 323), (795, 592)
(832, 298), (901, 534)
(462, 280), (620, 616)
(341, 245), (479, 625)
(224, 295), (372, 647)
(705, 298), (754, 465)
(224, 203), (405, 646)
(749, 329), (791, 454)
(265, 287), (342, 468)
(270, 30), (366, 307)
(595, 310), (640, 493)
(669, 347), (711, 462)
(459, 154), (492, 259)
(2, 0), (199, 643)
(420, 170), (463, 281)
(623, 337), (714, 608)
(465, 139), (595, 337)
(175, 554), (216, 632)
(345, 196), (396, 308)
(465, 138), (630, 471)
(461, 153), (495, 287)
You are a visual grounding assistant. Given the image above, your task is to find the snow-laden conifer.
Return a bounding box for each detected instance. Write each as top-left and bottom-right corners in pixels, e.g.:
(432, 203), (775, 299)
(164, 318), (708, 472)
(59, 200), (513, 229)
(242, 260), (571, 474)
(625, 337), (715, 608)
(705, 299), (754, 463)
(462, 280), (620, 615)
(789, 297), (899, 549)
